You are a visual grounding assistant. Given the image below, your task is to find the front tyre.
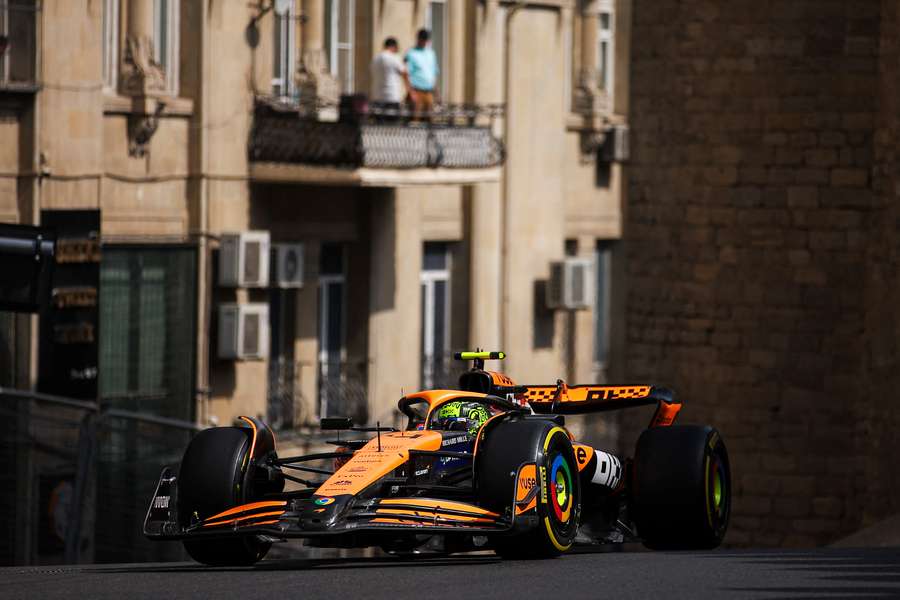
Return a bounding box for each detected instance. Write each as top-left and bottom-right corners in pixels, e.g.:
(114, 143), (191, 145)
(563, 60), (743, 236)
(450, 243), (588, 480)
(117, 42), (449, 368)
(177, 427), (271, 566)
(478, 419), (581, 559)
(632, 425), (731, 550)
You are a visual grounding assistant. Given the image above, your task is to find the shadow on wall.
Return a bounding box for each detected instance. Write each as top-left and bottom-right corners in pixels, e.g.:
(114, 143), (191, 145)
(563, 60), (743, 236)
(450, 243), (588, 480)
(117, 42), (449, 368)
(533, 279), (554, 349)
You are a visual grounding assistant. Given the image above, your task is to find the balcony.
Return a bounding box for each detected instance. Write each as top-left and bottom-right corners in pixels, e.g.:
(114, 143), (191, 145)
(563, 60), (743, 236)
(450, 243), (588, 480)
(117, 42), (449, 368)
(248, 97), (505, 186)
(0, 0), (39, 93)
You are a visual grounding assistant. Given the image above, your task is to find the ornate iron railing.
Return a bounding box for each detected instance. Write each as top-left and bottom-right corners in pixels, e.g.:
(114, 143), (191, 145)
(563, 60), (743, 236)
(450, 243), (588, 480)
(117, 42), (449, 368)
(317, 359), (368, 425)
(421, 356), (466, 391)
(249, 98), (505, 169)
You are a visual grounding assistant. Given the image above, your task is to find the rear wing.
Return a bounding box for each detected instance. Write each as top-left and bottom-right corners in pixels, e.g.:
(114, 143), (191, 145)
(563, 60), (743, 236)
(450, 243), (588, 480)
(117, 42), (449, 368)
(521, 383), (681, 427)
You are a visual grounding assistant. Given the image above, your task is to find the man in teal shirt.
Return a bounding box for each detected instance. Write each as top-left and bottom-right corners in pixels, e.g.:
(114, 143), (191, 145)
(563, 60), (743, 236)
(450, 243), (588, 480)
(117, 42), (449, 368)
(405, 29), (439, 115)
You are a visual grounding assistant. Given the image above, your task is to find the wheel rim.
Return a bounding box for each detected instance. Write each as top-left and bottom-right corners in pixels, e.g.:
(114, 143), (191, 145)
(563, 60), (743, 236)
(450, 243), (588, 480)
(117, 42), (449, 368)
(706, 450), (729, 533)
(549, 453), (573, 523)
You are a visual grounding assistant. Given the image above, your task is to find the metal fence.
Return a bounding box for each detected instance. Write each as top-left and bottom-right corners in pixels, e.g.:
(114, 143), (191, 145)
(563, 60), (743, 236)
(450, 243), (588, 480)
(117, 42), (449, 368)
(0, 388), (200, 565)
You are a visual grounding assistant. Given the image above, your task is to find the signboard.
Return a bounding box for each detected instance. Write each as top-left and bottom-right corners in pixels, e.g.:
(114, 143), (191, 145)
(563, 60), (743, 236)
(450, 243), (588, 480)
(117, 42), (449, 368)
(38, 210), (100, 400)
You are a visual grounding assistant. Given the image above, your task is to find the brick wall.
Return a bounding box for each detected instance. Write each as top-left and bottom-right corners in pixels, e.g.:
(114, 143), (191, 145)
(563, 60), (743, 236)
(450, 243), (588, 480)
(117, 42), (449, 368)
(624, 0), (900, 547)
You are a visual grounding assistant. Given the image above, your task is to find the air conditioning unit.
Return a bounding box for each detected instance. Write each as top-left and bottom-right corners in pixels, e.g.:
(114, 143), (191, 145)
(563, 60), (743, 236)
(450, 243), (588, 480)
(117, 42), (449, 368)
(546, 258), (594, 310)
(219, 231), (270, 288)
(270, 243), (304, 288)
(218, 303), (269, 360)
(600, 125), (630, 163)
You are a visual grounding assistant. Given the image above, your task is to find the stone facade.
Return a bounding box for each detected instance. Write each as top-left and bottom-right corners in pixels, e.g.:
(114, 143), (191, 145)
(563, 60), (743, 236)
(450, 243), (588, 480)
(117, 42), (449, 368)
(625, 0), (900, 546)
(1, 1), (626, 438)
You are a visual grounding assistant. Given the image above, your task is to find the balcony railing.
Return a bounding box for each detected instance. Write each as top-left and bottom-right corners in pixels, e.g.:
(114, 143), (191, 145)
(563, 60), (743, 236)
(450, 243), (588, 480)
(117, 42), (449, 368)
(318, 359), (368, 425)
(249, 97), (505, 170)
(421, 356), (466, 391)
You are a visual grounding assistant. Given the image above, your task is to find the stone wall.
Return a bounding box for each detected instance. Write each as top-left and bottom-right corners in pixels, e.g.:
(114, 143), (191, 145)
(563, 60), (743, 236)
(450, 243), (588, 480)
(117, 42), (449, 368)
(625, 0), (899, 546)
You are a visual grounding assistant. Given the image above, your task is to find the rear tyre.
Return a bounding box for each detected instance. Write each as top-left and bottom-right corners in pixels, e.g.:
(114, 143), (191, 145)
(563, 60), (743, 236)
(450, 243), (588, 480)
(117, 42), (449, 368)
(477, 419), (581, 559)
(632, 425), (730, 550)
(177, 427), (271, 566)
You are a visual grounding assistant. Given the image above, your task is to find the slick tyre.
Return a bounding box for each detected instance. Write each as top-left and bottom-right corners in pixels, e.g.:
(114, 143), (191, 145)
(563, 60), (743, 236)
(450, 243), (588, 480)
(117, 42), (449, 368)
(632, 425), (731, 550)
(477, 418), (581, 559)
(177, 427), (270, 566)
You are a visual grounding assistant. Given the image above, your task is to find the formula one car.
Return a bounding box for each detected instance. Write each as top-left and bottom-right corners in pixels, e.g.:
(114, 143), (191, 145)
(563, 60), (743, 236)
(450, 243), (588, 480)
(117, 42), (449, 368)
(144, 352), (730, 565)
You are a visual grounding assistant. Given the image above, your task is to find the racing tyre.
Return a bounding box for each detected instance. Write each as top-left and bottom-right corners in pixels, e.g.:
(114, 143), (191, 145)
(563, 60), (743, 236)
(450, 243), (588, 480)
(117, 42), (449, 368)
(177, 427), (271, 566)
(477, 418), (581, 559)
(632, 425), (730, 550)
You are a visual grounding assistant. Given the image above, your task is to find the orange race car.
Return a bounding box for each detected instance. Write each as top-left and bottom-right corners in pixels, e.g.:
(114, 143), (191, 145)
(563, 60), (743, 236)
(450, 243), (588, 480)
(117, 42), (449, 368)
(144, 352), (731, 565)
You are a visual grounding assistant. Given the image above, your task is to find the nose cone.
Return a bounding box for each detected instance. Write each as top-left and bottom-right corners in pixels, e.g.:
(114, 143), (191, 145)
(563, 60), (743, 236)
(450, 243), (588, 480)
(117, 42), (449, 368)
(300, 495), (351, 531)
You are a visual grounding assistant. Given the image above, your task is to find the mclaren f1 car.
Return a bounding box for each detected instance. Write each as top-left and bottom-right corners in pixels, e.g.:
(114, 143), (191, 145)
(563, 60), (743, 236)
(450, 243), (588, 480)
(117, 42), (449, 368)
(144, 351), (731, 564)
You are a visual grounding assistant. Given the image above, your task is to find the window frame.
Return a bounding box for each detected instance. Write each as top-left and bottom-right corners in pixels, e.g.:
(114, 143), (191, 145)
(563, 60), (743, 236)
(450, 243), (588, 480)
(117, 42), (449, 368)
(425, 0), (448, 98)
(597, 0), (615, 98)
(102, 0), (120, 91)
(271, 3), (296, 98)
(153, 0), (180, 96)
(317, 243), (349, 418)
(420, 242), (451, 390)
(325, 0), (354, 93)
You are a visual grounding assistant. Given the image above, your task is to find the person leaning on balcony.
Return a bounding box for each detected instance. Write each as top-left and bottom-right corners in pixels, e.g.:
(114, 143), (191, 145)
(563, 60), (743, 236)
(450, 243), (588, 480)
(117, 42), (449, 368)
(369, 37), (410, 120)
(404, 28), (439, 116)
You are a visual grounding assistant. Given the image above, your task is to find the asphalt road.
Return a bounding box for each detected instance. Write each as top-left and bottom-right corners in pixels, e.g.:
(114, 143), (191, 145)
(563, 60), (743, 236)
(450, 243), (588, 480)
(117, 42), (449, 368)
(2, 546), (899, 599)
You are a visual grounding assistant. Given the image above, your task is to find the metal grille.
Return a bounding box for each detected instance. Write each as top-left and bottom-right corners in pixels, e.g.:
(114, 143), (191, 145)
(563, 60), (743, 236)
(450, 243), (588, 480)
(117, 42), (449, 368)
(249, 99), (505, 169)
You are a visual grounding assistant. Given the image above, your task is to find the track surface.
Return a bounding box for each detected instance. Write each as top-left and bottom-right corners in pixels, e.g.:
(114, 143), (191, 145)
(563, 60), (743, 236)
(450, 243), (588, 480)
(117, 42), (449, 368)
(2, 546), (899, 599)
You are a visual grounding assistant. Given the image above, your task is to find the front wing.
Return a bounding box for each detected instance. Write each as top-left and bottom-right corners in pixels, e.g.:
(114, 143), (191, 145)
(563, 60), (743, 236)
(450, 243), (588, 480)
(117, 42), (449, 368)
(144, 467), (521, 541)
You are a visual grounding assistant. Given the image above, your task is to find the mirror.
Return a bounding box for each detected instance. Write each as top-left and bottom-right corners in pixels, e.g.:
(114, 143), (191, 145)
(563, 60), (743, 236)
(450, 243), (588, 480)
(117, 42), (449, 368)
(320, 416), (353, 430)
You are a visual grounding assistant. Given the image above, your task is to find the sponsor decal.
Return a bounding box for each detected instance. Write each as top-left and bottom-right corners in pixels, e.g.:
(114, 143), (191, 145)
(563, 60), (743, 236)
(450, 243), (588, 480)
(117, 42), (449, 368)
(590, 451), (622, 490)
(539, 466), (548, 503)
(442, 435), (468, 447)
(576, 446), (587, 465)
(331, 480), (352, 486)
(314, 497), (335, 506)
(414, 468), (429, 476)
(153, 496), (170, 510)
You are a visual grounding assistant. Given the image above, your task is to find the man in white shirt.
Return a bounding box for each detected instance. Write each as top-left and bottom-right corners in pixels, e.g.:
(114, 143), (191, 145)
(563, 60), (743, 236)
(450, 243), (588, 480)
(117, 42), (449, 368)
(369, 37), (409, 120)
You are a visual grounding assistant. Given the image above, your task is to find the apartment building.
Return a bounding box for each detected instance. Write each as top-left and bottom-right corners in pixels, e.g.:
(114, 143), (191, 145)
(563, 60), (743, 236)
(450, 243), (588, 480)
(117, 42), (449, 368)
(0, 0), (629, 433)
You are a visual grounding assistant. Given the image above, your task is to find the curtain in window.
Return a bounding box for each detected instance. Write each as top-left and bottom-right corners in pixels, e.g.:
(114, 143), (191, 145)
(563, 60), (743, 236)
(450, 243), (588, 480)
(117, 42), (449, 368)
(99, 247), (197, 420)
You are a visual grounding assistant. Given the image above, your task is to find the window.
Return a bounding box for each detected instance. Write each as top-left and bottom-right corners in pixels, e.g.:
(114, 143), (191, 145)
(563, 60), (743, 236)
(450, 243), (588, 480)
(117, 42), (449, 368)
(0, 0), (38, 87)
(102, 0), (119, 90)
(268, 286), (296, 429)
(272, 4), (296, 97)
(597, 1), (614, 95)
(421, 242), (451, 389)
(594, 242), (613, 368)
(153, 0), (179, 96)
(99, 246), (197, 420)
(318, 243), (348, 417)
(325, 0), (354, 92)
(425, 0), (447, 96)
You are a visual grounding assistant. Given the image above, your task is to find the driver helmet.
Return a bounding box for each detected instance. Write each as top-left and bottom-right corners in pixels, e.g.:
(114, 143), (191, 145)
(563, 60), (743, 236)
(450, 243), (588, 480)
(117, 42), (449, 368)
(434, 401), (491, 437)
